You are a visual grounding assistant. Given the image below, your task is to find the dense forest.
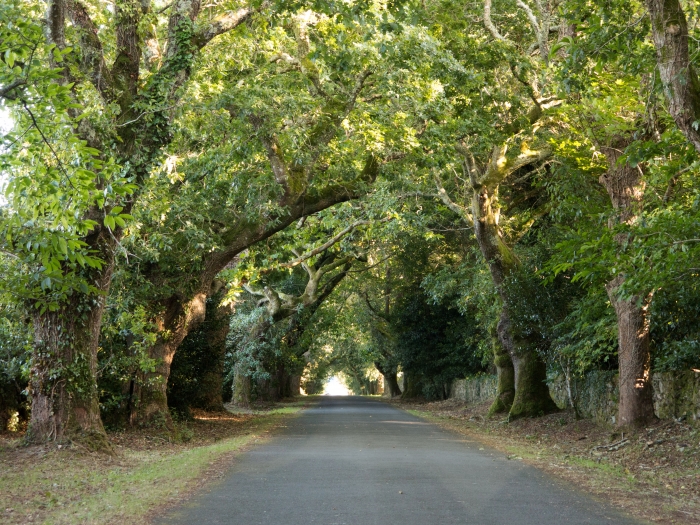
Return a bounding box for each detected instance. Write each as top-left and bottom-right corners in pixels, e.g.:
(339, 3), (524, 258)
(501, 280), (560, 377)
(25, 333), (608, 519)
(1, 0), (699, 450)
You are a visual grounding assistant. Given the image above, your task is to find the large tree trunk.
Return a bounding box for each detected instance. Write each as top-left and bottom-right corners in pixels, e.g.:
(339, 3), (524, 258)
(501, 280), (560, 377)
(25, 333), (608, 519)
(600, 143), (655, 428)
(401, 372), (424, 399)
(487, 314), (515, 416)
(472, 182), (556, 419)
(646, 0), (700, 155)
(606, 276), (655, 426)
(499, 309), (554, 419)
(131, 340), (176, 427)
(255, 364), (286, 402)
(232, 366), (252, 407)
(384, 372), (402, 398)
(194, 301), (233, 411)
(288, 375), (301, 397)
(27, 253), (114, 449)
(375, 362), (401, 397)
(131, 293), (208, 427)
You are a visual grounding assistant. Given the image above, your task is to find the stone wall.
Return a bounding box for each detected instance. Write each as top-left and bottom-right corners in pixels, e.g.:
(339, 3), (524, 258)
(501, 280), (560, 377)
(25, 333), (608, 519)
(548, 371), (619, 424)
(449, 375), (498, 405)
(450, 371), (700, 425)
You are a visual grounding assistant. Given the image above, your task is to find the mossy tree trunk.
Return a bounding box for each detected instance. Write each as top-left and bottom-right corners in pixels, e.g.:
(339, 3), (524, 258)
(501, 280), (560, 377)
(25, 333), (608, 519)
(600, 142), (655, 428)
(501, 314), (555, 419)
(465, 144), (556, 419)
(232, 367), (252, 407)
(131, 292), (208, 427)
(487, 314), (515, 415)
(29, 298), (111, 449)
(375, 362), (402, 397)
(401, 372), (424, 399)
(167, 294), (233, 414)
(27, 231), (115, 449)
(27, 0), (257, 444)
(438, 142), (558, 418)
(195, 300), (233, 411)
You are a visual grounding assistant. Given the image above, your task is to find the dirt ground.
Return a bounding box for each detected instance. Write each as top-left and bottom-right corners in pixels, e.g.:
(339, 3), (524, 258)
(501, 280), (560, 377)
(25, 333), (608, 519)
(0, 401), (304, 525)
(393, 398), (700, 525)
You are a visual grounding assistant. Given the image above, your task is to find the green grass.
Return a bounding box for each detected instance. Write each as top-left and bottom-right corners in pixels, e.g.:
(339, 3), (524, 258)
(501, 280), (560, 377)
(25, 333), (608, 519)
(0, 408), (302, 525)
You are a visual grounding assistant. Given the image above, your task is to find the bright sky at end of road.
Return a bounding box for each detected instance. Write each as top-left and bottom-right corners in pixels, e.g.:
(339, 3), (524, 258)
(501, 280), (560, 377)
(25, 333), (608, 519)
(322, 375), (351, 396)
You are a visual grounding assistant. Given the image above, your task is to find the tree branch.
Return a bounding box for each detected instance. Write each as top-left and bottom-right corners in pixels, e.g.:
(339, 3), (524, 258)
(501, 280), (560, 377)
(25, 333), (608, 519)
(516, 0), (540, 34)
(0, 79), (27, 100)
(484, 0), (507, 41)
(242, 283), (265, 297)
(66, 0), (113, 100)
(193, 6), (256, 49)
(434, 173), (473, 224)
(281, 218), (391, 269)
(480, 143), (551, 190)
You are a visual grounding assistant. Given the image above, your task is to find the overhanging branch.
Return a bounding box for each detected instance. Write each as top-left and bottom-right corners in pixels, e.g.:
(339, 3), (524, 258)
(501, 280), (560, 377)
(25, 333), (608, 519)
(0, 79), (27, 100)
(66, 0), (113, 100)
(281, 217), (392, 269)
(193, 6), (257, 49)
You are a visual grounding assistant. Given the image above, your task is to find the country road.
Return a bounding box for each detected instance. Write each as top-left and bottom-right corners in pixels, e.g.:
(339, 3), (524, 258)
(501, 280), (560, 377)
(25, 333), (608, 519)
(155, 396), (642, 525)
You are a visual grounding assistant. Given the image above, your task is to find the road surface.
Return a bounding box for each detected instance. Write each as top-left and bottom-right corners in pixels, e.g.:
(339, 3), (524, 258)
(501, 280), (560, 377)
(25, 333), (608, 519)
(156, 396), (642, 525)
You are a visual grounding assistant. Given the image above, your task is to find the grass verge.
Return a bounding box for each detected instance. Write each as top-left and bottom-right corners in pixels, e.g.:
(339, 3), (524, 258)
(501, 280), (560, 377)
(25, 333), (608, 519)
(0, 401), (309, 525)
(395, 399), (699, 525)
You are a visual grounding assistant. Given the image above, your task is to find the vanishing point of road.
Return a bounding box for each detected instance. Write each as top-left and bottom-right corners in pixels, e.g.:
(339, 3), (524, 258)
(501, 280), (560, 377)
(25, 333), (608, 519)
(157, 396), (641, 525)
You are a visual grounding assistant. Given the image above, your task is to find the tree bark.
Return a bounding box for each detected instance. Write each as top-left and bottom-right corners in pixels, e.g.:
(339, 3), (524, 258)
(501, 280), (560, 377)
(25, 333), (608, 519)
(599, 143), (655, 428)
(194, 301), (233, 411)
(131, 292), (208, 426)
(487, 313), (515, 415)
(288, 375), (301, 397)
(471, 176), (557, 419)
(605, 275), (655, 427)
(375, 362), (402, 397)
(401, 372), (424, 399)
(498, 309), (553, 418)
(232, 366), (252, 407)
(27, 247), (115, 448)
(646, 0), (700, 155)
(384, 372), (402, 398)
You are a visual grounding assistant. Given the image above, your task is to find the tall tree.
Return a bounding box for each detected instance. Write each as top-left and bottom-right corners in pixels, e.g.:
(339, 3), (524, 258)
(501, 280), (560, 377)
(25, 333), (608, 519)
(429, 0), (561, 418)
(1, 0), (258, 447)
(645, 0), (700, 154)
(122, 4), (447, 423)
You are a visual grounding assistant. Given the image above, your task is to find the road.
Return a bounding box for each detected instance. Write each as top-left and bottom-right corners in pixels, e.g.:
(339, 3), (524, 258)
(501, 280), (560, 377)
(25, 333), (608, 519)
(156, 396), (642, 525)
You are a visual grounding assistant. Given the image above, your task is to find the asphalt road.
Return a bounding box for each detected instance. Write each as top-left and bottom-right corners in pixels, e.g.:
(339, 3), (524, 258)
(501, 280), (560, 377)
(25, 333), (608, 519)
(156, 396), (642, 525)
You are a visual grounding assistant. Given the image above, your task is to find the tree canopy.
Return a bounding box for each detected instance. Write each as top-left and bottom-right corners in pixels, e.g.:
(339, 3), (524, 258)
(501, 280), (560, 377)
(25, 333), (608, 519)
(1, 0), (700, 445)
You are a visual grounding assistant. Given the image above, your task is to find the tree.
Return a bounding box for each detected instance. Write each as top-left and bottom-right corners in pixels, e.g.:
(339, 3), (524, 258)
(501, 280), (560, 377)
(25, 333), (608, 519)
(232, 252), (356, 406)
(426, 0), (561, 418)
(1, 0), (258, 447)
(167, 290), (233, 416)
(645, 0), (700, 154)
(121, 3), (447, 423)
